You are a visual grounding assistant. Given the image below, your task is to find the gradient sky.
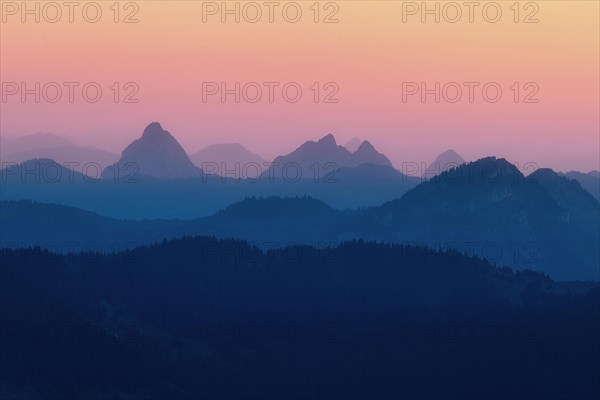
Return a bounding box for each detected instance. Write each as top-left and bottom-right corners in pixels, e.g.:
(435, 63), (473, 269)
(1, 1), (599, 171)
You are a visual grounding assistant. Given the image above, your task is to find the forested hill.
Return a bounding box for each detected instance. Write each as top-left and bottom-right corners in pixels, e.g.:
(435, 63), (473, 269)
(1, 237), (598, 399)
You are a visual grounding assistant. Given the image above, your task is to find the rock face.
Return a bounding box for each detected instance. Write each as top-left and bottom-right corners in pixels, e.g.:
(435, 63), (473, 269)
(423, 149), (466, 178)
(103, 122), (202, 179)
(267, 134), (393, 178)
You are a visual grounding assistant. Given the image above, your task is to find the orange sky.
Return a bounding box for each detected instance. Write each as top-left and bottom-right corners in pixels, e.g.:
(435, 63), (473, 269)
(1, 1), (598, 171)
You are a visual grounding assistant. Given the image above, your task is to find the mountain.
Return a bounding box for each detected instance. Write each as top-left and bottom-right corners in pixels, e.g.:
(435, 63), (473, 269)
(423, 149), (466, 178)
(0, 129), (418, 218)
(4, 155), (598, 281)
(353, 140), (393, 167)
(564, 170), (600, 201)
(365, 157), (599, 280)
(103, 122), (202, 179)
(0, 160), (420, 219)
(0, 133), (75, 158)
(344, 137), (362, 153)
(189, 143), (266, 179)
(1, 146), (118, 174)
(266, 134), (393, 179)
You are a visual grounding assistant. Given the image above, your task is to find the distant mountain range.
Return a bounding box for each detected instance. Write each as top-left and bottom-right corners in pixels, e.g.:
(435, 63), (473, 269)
(0, 133), (75, 156)
(1, 146), (118, 173)
(2, 122), (598, 218)
(1, 124), (421, 217)
(0, 157), (420, 218)
(97, 123), (395, 181)
(3, 157), (598, 280)
(0, 133), (119, 174)
(266, 134), (393, 179)
(4, 123), (597, 202)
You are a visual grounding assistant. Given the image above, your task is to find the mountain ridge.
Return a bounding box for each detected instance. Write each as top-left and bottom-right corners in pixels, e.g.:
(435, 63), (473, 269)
(3, 157), (598, 280)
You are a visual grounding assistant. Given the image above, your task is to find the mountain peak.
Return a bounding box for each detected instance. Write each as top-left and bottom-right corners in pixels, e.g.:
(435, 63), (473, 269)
(434, 149), (465, 163)
(141, 122), (168, 139)
(438, 149), (462, 159)
(353, 140), (393, 167)
(103, 122), (201, 179)
(267, 134), (394, 178)
(356, 140), (375, 153)
(317, 133), (337, 146)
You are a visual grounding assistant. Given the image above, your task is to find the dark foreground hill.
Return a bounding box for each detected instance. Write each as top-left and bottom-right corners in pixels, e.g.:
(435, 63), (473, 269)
(1, 237), (599, 399)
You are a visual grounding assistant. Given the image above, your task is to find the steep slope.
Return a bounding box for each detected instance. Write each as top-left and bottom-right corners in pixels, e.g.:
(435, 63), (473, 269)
(353, 140), (393, 167)
(266, 134), (393, 179)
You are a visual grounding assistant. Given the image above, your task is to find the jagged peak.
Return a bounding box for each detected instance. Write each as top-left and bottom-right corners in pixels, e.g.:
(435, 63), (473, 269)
(141, 122), (170, 140)
(317, 133), (337, 146)
(355, 140), (376, 153)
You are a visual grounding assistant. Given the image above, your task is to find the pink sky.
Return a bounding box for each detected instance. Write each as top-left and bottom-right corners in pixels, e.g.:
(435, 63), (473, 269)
(1, 1), (598, 171)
